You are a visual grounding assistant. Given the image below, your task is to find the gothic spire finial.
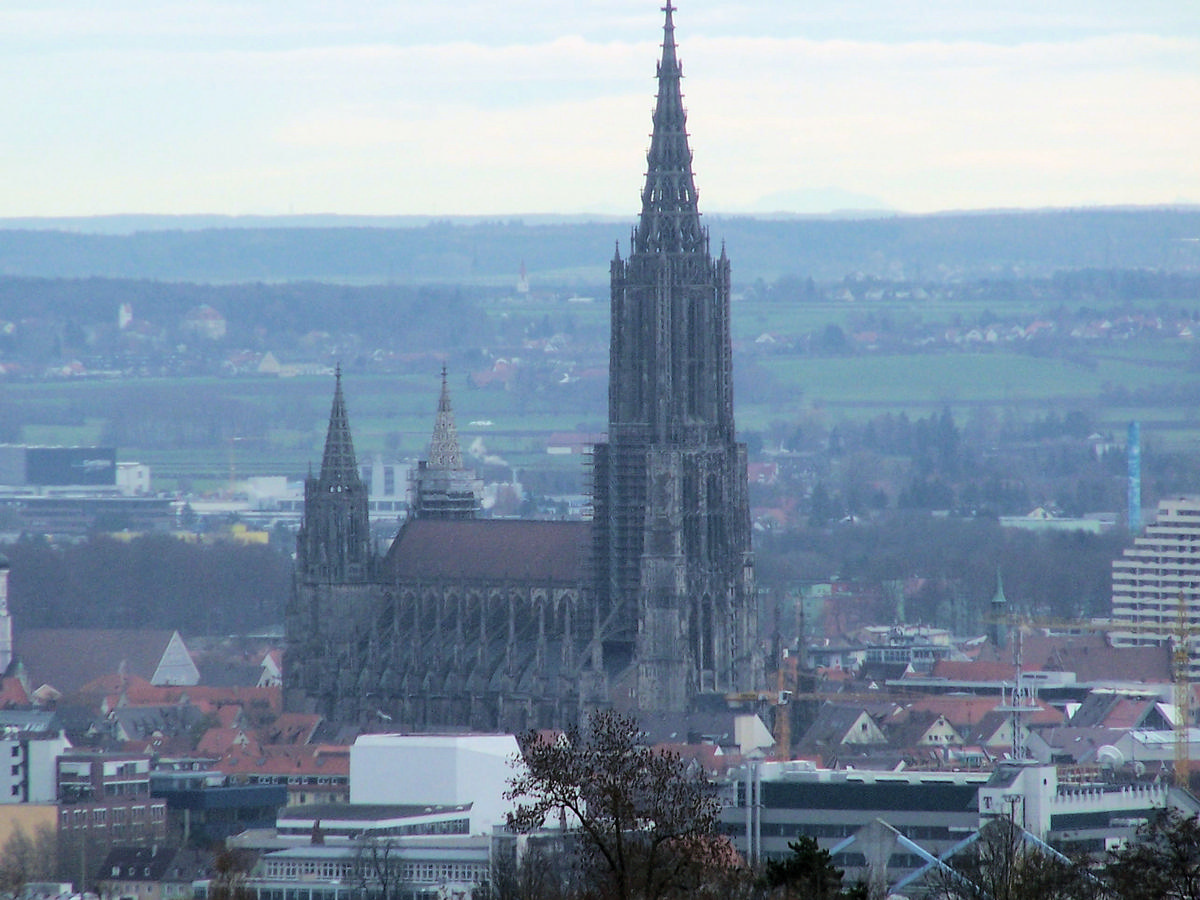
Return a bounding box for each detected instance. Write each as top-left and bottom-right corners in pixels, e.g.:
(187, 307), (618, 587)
(661, 1), (679, 75)
(635, 1), (703, 255)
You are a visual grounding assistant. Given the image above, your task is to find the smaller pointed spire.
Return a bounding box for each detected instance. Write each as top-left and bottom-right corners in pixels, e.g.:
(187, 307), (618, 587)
(990, 565), (1008, 650)
(428, 366), (465, 470)
(318, 364), (361, 489)
(410, 367), (480, 519)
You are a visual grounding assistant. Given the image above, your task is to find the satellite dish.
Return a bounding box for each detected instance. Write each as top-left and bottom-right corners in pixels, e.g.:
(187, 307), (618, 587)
(1096, 745), (1125, 767)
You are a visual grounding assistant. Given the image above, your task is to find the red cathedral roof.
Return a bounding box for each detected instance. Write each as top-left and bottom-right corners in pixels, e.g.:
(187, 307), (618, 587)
(384, 519), (590, 584)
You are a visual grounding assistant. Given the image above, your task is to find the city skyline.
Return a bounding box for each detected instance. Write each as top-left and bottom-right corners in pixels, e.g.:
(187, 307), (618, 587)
(4, 0), (1197, 218)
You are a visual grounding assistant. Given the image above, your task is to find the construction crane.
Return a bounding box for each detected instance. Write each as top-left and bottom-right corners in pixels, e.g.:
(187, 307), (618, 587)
(998, 605), (1197, 787)
(1173, 598), (1193, 788)
(1087, 597), (1198, 788)
(726, 649), (798, 759)
(727, 673), (924, 761)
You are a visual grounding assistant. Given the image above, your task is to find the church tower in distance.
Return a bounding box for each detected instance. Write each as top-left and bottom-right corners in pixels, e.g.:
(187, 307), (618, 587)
(592, 2), (761, 714)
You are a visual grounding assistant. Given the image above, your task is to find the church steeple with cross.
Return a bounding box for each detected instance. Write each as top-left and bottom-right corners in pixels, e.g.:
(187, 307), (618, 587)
(591, 1), (761, 714)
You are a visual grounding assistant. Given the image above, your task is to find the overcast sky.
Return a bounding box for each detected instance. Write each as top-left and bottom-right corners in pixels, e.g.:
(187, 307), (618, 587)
(4, 0), (1197, 217)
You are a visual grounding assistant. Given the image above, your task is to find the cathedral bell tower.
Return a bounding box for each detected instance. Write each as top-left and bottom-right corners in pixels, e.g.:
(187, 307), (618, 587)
(592, 2), (761, 714)
(285, 367), (376, 715)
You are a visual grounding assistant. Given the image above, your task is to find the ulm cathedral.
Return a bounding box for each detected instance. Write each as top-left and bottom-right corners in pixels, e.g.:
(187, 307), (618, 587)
(284, 4), (763, 731)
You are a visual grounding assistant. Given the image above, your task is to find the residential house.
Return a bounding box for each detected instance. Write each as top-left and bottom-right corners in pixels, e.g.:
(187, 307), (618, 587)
(56, 752), (168, 889)
(96, 845), (211, 900)
(794, 704), (889, 766)
(217, 744), (350, 807)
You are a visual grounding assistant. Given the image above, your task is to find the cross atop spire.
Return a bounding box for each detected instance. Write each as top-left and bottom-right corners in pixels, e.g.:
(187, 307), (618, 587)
(660, 2), (679, 76)
(635, 0), (705, 255)
(318, 364), (361, 490)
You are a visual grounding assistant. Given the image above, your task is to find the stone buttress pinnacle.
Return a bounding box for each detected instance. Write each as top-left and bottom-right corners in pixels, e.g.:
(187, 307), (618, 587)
(428, 366), (464, 470)
(635, 0), (705, 256)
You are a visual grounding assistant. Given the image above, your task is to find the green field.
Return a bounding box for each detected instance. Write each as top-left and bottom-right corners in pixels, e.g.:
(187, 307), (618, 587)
(758, 353), (1173, 407)
(5, 295), (1199, 490)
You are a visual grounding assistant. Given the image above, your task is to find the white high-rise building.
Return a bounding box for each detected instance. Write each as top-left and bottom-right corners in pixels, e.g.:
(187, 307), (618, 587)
(0, 555), (11, 675)
(1110, 496), (1200, 678)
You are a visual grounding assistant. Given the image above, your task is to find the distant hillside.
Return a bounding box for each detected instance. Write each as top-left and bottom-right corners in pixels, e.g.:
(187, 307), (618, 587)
(1, 207), (1197, 284)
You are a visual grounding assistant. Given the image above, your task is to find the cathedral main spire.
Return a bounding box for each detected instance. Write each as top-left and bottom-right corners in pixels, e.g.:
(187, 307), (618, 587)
(635, 0), (705, 255)
(594, 2), (760, 715)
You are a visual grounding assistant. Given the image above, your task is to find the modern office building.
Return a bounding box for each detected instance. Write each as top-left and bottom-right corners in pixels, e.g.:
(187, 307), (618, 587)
(722, 760), (1198, 892)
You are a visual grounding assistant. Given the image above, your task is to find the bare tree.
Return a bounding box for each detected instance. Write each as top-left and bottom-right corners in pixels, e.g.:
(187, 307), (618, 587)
(919, 818), (1099, 900)
(208, 848), (255, 900)
(488, 837), (577, 900)
(505, 710), (743, 900)
(1105, 809), (1200, 900)
(0, 824), (58, 896)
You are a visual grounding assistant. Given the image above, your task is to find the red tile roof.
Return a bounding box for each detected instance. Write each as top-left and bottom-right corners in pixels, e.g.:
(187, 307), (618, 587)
(96, 682), (280, 719)
(0, 676), (29, 707)
(217, 744), (349, 778)
(257, 713), (321, 745)
(1099, 697), (1156, 729)
(196, 728), (260, 757)
(907, 695), (1062, 729)
(930, 660), (1022, 682)
(974, 630), (1171, 682)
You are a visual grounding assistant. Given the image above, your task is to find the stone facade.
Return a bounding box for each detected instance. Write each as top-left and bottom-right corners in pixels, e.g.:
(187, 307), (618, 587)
(591, 2), (760, 713)
(284, 4), (761, 729)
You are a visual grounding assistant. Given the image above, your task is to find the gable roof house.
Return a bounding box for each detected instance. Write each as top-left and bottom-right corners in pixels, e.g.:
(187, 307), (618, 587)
(884, 710), (963, 753)
(96, 845), (212, 900)
(109, 702), (207, 745)
(795, 703), (890, 765)
(1068, 692), (1171, 730)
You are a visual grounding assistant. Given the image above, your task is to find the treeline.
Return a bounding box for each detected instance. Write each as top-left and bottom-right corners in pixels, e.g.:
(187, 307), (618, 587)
(757, 513), (1129, 623)
(3, 534), (291, 635)
(0, 277), (490, 353)
(757, 268), (1200, 307)
(2, 207), (1198, 282)
(756, 406), (1134, 522)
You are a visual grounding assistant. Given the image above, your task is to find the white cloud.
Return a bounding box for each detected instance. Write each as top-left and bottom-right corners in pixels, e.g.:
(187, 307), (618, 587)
(1, 3), (1197, 215)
